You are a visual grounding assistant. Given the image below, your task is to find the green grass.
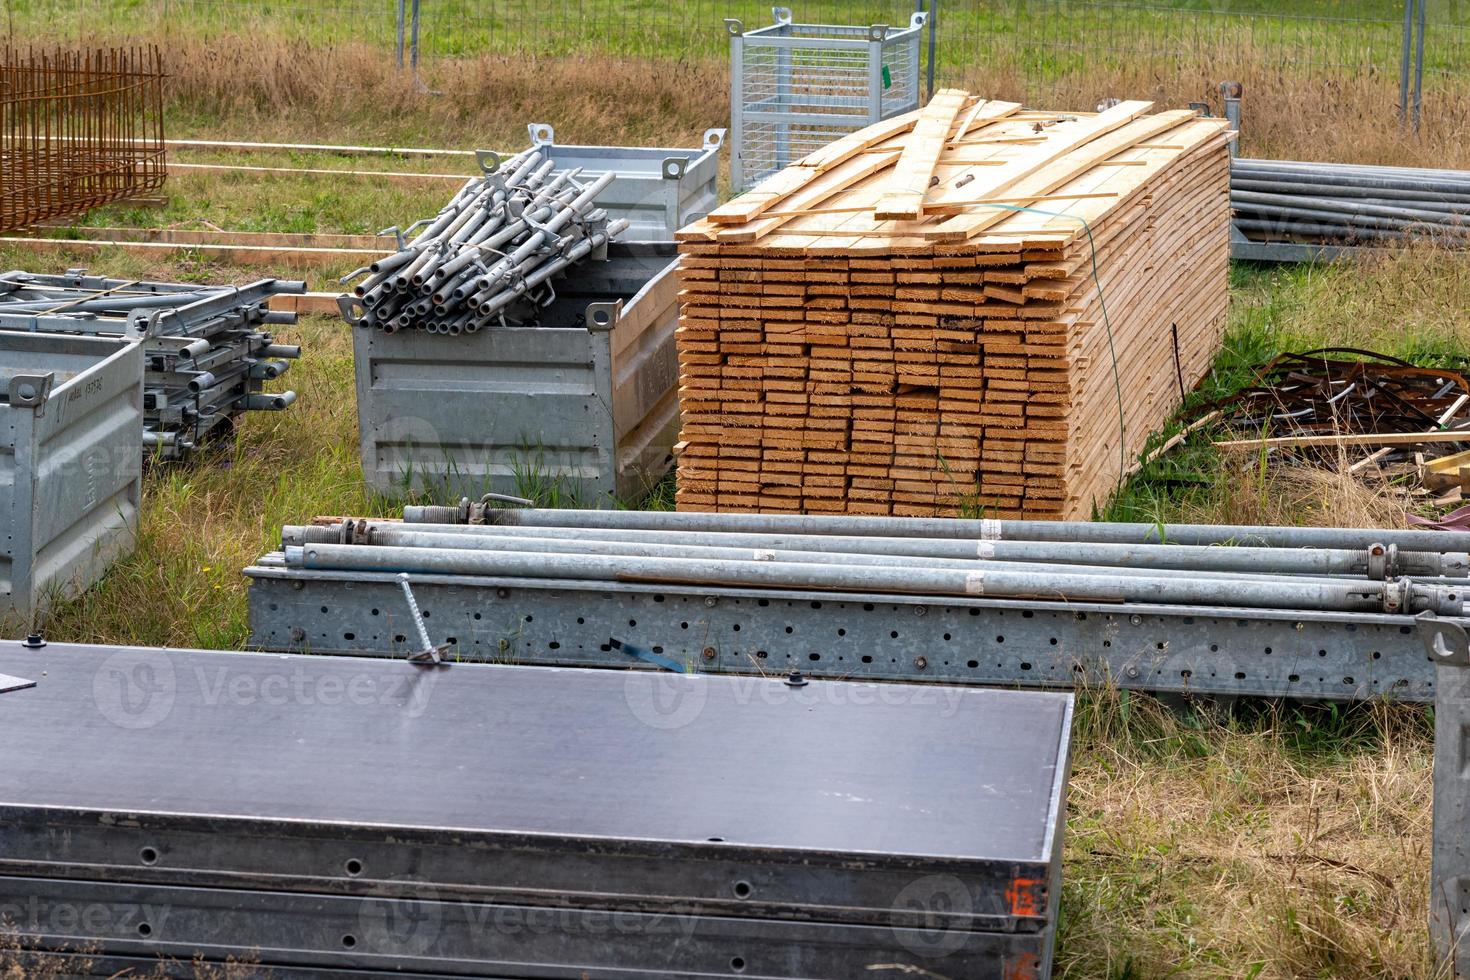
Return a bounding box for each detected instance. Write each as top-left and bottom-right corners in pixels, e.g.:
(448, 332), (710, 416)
(1, 232), (1454, 979)
(2, 8), (1467, 976)
(76, 151), (474, 236)
(1106, 252), (1470, 526)
(6, 0), (1450, 65)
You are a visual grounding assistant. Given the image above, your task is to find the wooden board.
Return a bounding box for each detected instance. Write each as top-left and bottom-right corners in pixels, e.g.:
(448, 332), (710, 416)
(873, 89), (972, 222)
(673, 89), (1233, 519)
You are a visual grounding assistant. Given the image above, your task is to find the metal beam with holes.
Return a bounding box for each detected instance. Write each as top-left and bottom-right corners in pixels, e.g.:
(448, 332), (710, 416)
(244, 564), (1453, 701)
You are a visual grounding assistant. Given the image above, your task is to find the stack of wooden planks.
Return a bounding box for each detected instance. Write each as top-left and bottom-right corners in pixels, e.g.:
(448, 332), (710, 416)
(674, 90), (1233, 518)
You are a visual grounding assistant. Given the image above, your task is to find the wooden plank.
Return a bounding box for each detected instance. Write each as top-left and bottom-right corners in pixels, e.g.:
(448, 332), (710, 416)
(0, 236), (386, 267)
(706, 150), (903, 245)
(918, 101), (1167, 242)
(169, 162), (473, 182)
(755, 191), (1118, 220)
(33, 135), (485, 157)
(705, 113), (921, 226)
(267, 292), (342, 315)
(759, 101), (1170, 252)
(874, 89), (972, 221)
(1215, 430), (1470, 450)
(30, 226), (392, 250)
(167, 137), (482, 157)
(674, 92), (1233, 521)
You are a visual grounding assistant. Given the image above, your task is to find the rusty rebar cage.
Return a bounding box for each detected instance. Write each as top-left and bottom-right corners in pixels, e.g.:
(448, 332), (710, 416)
(0, 46), (166, 232)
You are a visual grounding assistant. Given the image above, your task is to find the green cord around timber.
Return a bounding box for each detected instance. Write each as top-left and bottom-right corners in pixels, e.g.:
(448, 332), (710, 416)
(965, 203), (1127, 490)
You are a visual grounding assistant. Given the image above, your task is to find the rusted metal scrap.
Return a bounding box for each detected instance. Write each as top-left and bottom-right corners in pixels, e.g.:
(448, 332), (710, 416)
(1189, 348), (1470, 499)
(1201, 348), (1470, 440)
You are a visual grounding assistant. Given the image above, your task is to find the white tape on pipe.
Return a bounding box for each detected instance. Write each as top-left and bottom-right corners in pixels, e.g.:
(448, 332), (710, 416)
(753, 550), (776, 561)
(980, 518), (1002, 540)
(965, 572), (985, 595)
(976, 541), (995, 559)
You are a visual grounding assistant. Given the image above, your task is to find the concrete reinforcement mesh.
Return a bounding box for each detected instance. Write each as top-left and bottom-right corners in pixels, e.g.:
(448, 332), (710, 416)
(0, 46), (166, 233)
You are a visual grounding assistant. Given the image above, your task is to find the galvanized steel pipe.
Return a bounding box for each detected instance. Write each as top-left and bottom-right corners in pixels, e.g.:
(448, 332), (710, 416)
(293, 522), (1468, 580)
(401, 506), (1470, 555)
(295, 526), (1395, 588)
(284, 542), (1463, 615)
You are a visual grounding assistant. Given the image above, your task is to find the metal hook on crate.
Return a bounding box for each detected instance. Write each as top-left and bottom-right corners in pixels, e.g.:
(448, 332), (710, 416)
(336, 295), (368, 328)
(377, 225), (410, 250)
(475, 149), (502, 176)
(1419, 610), (1470, 666)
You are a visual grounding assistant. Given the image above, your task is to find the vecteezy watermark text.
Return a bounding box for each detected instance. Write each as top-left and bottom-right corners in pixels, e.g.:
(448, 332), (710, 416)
(92, 649), (440, 730)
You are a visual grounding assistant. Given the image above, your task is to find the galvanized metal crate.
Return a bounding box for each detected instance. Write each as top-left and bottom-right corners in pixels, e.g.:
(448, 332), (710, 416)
(727, 6), (928, 191)
(524, 123), (725, 239)
(354, 242), (679, 506)
(0, 332), (142, 620)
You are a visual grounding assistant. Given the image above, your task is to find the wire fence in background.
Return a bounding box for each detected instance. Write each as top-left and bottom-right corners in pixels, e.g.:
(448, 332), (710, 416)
(5, 1), (1470, 124)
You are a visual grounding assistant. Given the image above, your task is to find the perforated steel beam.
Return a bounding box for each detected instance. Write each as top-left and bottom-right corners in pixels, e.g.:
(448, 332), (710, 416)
(245, 565), (1446, 701)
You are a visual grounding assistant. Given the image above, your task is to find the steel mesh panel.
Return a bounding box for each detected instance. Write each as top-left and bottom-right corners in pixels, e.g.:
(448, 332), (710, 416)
(741, 47), (873, 115)
(741, 121), (866, 183)
(881, 35), (921, 116)
(0, 46), (166, 233)
(732, 18), (925, 191)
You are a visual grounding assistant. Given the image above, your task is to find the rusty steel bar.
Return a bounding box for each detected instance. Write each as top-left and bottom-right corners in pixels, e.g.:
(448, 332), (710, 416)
(0, 45), (166, 233)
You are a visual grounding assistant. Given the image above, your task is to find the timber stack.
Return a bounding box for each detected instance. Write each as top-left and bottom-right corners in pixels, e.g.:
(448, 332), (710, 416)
(673, 91), (1232, 519)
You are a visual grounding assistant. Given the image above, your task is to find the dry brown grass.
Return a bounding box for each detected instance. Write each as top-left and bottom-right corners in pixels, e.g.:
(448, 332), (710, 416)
(951, 39), (1470, 170)
(162, 34), (728, 150)
(140, 31), (1470, 172)
(1183, 462), (1415, 529)
(1062, 690), (1438, 979)
(0, 940), (262, 979)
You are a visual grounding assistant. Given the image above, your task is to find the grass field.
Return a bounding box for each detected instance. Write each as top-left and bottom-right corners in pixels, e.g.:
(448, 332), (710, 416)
(7, 3), (1470, 977)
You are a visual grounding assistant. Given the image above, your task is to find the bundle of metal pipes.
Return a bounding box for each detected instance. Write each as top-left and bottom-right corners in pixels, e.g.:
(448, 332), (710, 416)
(338, 148), (629, 334)
(1232, 158), (1470, 244)
(0, 270), (305, 459)
(277, 507), (1470, 617)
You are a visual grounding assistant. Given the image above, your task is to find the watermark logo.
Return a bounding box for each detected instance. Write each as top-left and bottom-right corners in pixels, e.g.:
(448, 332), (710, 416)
(620, 670), (966, 732)
(92, 649), (176, 730)
(891, 874), (974, 958)
(356, 880), (702, 958)
(359, 879), (443, 957)
(622, 671), (709, 730)
(90, 654), (443, 731)
(191, 663), (441, 719)
(0, 897), (171, 939)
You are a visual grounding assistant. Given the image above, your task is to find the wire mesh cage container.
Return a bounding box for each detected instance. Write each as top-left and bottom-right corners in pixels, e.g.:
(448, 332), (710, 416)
(725, 7), (928, 192)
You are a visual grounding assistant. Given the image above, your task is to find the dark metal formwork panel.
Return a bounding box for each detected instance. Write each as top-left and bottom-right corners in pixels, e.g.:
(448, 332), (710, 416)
(0, 640), (1072, 979)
